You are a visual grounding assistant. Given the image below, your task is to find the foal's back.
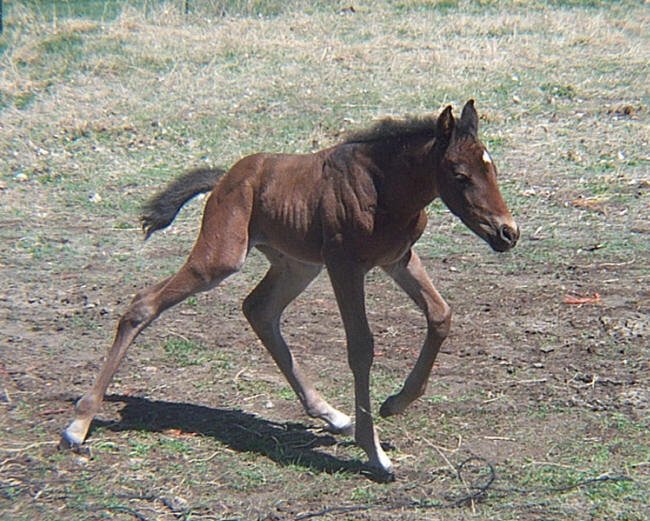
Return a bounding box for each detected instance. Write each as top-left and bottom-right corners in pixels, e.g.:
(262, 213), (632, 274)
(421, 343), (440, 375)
(214, 144), (386, 265)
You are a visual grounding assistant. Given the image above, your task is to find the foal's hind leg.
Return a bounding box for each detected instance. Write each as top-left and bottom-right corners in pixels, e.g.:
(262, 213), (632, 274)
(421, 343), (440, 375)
(379, 249), (451, 418)
(61, 260), (238, 448)
(243, 249), (353, 434)
(61, 186), (252, 448)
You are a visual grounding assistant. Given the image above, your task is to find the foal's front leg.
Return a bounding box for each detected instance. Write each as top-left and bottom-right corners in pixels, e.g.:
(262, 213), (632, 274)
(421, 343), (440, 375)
(326, 257), (393, 479)
(380, 250), (451, 417)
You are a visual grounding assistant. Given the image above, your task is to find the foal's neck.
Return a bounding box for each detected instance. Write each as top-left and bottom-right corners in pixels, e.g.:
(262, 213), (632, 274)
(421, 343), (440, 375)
(365, 135), (442, 216)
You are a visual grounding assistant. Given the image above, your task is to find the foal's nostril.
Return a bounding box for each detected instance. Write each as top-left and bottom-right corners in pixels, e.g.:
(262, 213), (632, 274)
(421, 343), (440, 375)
(499, 224), (517, 245)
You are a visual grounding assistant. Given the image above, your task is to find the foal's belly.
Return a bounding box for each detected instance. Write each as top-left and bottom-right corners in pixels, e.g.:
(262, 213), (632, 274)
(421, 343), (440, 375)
(251, 215), (325, 265)
(259, 207), (427, 269)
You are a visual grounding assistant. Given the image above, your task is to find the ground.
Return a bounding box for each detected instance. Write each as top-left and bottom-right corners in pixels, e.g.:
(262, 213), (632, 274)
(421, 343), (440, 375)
(1, 1), (649, 520)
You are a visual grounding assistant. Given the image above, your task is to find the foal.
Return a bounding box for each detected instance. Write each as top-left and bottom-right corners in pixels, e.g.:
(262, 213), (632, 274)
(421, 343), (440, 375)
(61, 100), (518, 479)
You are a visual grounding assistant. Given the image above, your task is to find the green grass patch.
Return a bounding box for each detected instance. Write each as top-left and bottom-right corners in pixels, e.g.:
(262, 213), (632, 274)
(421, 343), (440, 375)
(14, 1), (150, 21)
(163, 337), (208, 366)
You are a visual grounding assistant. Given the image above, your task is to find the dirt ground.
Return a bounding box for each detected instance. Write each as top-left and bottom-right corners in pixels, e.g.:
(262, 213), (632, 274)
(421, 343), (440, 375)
(2, 203), (648, 519)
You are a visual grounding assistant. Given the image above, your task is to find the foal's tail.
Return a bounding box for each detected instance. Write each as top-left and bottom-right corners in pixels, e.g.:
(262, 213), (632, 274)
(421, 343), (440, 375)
(141, 167), (226, 240)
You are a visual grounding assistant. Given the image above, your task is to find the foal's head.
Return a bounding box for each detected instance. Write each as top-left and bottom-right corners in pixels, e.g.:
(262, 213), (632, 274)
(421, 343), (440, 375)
(435, 100), (519, 252)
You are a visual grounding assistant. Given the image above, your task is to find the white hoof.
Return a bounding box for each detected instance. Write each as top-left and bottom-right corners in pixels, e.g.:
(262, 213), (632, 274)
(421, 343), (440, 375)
(60, 420), (87, 448)
(326, 412), (354, 436)
(365, 455), (395, 482)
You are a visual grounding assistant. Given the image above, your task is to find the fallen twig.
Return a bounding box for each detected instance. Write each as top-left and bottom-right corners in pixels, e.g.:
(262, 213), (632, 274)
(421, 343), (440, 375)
(0, 441), (57, 453)
(563, 292), (602, 305)
(295, 456), (496, 519)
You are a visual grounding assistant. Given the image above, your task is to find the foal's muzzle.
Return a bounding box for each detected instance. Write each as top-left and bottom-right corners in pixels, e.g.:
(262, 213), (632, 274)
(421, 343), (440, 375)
(491, 223), (519, 252)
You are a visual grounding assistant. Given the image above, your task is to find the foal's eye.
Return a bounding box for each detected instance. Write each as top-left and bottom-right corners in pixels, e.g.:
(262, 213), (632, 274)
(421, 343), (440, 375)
(453, 171), (471, 185)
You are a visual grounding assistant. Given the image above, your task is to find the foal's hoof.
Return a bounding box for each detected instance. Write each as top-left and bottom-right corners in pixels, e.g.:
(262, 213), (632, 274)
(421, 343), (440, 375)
(327, 421), (354, 437)
(58, 431), (90, 456)
(363, 464), (396, 483)
(58, 430), (77, 450)
(363, 451), (395, 483)
(379, 395), (401, 418)
(323, 412), (354, 436)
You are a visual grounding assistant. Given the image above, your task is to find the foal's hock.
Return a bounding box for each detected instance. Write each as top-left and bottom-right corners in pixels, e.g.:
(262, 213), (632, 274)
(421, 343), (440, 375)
(61, 100), (519, 480)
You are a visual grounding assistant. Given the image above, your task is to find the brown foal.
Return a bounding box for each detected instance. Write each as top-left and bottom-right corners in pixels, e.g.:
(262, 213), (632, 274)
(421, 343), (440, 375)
(61, 100), (519, 479)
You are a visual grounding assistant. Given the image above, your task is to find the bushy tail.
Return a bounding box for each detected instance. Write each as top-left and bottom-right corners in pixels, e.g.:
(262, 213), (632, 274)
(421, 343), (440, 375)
(141, 167), (226, 239)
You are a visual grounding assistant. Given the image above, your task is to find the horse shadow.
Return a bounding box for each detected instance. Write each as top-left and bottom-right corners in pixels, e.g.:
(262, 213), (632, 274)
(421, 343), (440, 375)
(90, 394), (366, 477)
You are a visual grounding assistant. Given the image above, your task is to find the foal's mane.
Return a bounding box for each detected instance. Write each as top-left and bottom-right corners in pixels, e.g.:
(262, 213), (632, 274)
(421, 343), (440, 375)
(343, 114), (438, 144)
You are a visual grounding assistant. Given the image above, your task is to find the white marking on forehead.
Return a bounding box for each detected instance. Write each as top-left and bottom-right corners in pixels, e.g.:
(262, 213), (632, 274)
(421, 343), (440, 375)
(482, 150), (493, 164)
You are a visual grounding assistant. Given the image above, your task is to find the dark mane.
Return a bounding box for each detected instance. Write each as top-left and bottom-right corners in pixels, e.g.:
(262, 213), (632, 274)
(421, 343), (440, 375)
(343, 114), (438, 144)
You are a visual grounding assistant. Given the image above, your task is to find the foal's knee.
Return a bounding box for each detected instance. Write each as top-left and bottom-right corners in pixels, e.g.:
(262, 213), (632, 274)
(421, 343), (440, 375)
(429, 303), (452, 341)
(242, 294), (260, 323)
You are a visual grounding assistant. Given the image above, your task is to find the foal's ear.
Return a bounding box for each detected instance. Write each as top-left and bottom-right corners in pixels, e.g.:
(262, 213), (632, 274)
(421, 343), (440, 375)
(437, 105), (454, 142)
(458, 99), (479, 137)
